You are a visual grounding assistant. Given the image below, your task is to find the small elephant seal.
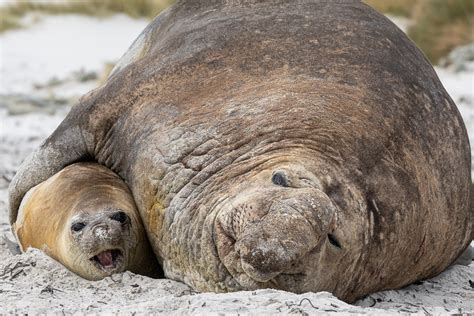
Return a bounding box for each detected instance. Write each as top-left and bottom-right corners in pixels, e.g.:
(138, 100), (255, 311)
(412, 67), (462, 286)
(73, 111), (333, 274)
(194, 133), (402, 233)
(9, 0), (473, 302)
(13, 163), (161, 280)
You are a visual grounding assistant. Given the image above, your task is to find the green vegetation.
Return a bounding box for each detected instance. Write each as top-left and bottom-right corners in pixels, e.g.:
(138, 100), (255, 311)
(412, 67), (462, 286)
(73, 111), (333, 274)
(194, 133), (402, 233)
(0, 0), (174, 33)
(408, 0), (474, 63)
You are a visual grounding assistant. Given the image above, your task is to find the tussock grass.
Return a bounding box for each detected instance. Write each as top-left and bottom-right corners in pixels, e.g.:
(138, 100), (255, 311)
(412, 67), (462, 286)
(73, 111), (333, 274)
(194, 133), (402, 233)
(365, 0), (474, 64)
(0, 0), (174, 33)
(0, 14), (22, 33)
(363, 0), (418, 17)
(408, 0), (474, 63)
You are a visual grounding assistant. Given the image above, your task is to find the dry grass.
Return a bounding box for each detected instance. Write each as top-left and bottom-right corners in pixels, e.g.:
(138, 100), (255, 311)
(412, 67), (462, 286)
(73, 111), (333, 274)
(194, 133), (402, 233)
(408, 0), (474, 63)
(0, 0), (174, 33)
(363, 0), (419, 17)
(0, 13), (22, 33)
(364, 0), (474, 63)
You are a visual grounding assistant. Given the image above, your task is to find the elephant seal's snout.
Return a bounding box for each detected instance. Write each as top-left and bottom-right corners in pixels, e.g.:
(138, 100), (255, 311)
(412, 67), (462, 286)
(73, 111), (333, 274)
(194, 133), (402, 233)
(236, 210), (319, 282)
(216, 188), (337, 285)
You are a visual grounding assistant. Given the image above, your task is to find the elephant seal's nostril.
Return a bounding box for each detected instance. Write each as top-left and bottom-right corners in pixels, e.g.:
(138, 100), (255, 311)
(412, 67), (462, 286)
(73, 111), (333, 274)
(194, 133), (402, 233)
(240, 250), (282, 282)
(272, 172), (289, 187)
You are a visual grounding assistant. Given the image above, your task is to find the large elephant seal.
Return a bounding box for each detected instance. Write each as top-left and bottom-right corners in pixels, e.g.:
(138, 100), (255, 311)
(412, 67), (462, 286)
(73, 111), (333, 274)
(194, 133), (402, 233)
(9, 0), (473, 302)
(13, 163), (161, 280)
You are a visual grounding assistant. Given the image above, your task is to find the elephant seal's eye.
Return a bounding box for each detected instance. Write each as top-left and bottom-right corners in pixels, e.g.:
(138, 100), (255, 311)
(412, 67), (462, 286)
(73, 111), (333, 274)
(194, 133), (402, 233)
(110, 211), (128, 223)
(272, 172), (289, 187)
(71, 222), (86, 232)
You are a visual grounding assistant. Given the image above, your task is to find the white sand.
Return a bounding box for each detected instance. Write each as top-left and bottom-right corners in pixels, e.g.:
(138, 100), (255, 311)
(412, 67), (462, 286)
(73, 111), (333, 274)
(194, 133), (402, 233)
(0, 14), (148, 96)
(0, 13), (473, 314)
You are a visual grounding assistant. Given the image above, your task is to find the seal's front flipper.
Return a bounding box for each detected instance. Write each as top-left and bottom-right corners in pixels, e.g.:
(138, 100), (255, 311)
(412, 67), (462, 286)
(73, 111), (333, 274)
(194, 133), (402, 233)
(454, 244), (473, 266)
(454, 182), (474, 266)
(8, 105), (94, 225)
(471, 182), (474, 241)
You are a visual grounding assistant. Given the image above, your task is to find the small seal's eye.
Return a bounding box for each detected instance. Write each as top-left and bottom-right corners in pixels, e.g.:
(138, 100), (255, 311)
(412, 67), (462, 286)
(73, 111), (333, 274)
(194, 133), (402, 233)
(111, 211), (128, 223)
(272, 172), (289, 187)
(71, 222), (86, 232)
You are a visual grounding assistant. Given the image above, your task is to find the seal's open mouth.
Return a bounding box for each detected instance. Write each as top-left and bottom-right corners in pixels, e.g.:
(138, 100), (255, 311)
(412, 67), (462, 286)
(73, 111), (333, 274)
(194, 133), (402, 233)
(90, 249), (123, 272)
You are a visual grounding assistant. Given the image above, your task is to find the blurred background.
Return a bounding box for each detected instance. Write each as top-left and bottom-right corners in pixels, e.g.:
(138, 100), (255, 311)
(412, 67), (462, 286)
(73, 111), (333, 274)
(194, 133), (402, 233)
(1, 0), (472, 61)
(0, 0), (473, 180)
(0, 0), (472, 109)
(366, 0), (473, 63)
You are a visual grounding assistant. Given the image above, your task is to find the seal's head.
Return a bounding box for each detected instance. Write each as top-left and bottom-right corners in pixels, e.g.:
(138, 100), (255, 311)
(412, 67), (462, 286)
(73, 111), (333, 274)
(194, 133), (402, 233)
(212, 158), (350, 292)
(63, 208), (134, 279)
(13, 163), (161, 280)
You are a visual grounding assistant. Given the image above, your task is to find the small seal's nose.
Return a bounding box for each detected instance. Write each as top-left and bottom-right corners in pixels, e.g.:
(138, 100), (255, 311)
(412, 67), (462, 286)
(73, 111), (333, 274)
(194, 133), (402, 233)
(93, 224), (110, 238)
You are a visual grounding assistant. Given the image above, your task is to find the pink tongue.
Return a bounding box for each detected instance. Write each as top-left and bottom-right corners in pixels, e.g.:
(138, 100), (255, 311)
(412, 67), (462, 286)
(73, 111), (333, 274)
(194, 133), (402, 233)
(97, 251), (113, 267)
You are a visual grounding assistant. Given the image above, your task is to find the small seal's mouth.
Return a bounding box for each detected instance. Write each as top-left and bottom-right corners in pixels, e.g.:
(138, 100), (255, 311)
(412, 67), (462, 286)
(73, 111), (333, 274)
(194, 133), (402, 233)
(90, 249), (123, 272)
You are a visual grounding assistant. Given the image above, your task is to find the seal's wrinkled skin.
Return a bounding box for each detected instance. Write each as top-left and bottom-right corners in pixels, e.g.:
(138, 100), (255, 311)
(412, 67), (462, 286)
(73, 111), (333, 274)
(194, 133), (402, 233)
(8, 0), (472, 302)
(13, 163), (160, 280)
